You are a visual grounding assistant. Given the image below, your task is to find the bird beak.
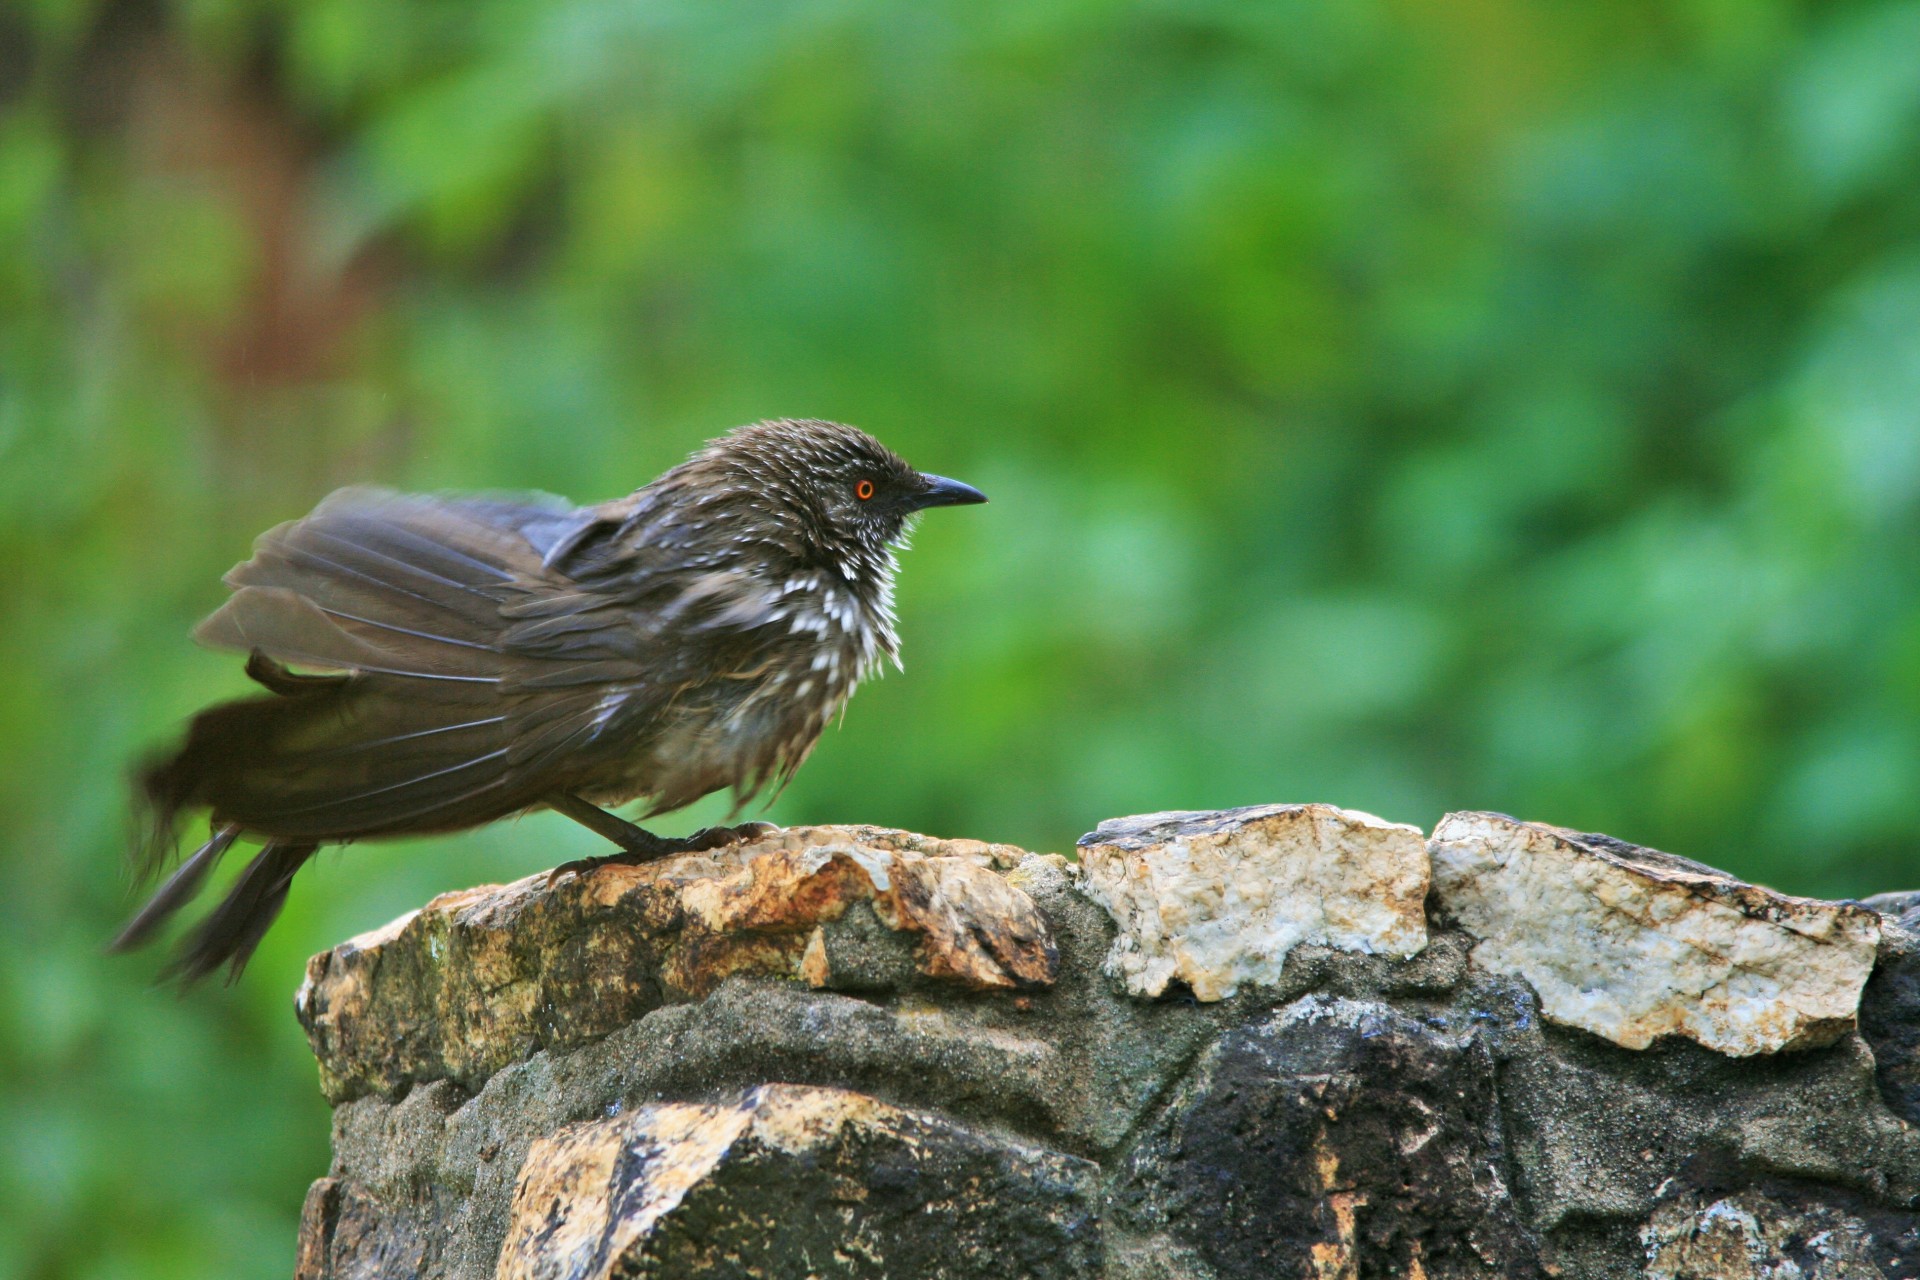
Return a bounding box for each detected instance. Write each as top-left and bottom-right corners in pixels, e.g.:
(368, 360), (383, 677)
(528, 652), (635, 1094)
(912, 474), (988, 510)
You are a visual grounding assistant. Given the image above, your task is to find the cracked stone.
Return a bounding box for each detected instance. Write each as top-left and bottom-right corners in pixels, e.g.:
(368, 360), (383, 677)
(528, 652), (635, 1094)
(290, 810), (1920, 1279)
(1112, 994), (1538, 1279)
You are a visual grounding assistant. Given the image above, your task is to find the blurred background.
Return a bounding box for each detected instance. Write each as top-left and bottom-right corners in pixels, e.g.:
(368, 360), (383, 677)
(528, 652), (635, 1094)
(4, 0), (1920, 1273)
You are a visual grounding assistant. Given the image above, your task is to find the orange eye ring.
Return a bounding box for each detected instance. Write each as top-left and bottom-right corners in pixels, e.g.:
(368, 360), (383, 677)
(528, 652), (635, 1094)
(855, 479), (875, 501)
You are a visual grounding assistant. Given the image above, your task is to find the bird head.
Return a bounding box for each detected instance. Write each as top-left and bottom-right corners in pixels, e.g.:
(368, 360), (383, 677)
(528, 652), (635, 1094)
(703, 419), (987, 572)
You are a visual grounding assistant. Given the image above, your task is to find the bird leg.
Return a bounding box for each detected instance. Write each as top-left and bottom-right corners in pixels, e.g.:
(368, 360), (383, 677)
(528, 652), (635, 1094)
(548, 792), (679, 857)
(544, 794), (776, 884)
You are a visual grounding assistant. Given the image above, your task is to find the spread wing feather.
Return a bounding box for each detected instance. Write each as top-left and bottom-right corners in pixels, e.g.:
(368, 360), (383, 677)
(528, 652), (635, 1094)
(144, 489), (676, 847)
(131, 475), (817, 983)
(196, 489), (528, 664)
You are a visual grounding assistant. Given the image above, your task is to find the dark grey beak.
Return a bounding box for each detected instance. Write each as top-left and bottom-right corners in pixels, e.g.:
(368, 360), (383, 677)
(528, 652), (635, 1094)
(912, 474), (988, 510)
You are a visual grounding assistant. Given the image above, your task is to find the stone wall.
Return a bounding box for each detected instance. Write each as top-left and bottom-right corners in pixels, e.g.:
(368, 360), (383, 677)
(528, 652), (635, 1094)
(290, 808), (1920, 1279)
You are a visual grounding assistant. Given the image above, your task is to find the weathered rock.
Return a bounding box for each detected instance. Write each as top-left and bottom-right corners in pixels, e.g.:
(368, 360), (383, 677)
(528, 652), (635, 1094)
(1429, 811), (1881, 1055)
(1490, 994), (1920, 1245)
(492, 1083), (1100, 1279)
(297, 1175), (437, 1280)
(1112, 994), (1538, 1279)
(1861, 911), (1920, 1125)
(296, 825), (1058, 1102)
(1862, 890), (1920, 921)
(291, 809), (1920, 1280)
(1076, 804), (1429, 1000)
(1641, 1185), (1918, 1279)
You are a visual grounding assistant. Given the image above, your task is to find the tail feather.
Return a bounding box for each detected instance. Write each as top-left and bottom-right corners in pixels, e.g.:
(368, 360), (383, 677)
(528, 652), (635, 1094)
(110, 824), (241, 954)
(134, 678), (329, 881)
(118, 489), (621, 982)
(140, 664), (519, 843)
(162, 841), (317, 984)
(121, 660), (520, 982)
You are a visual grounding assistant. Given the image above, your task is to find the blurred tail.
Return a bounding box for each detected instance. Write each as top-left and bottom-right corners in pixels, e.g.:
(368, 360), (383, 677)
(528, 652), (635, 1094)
(110, 822), (241, 954)
(110, 653), (337, 981)
(111, 826), (316, 984)
(116, 651), (513, 982)
(163, 840), (317, 984)
(130, 652), (351, 879)
(114, 488), (587, 982)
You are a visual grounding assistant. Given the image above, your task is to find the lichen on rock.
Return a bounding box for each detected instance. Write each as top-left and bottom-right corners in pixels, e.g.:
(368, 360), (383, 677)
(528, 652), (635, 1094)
(1641, 1186), (1913, 1279)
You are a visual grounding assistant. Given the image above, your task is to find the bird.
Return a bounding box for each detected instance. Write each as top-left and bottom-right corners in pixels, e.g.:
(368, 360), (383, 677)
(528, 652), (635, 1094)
(113, 419), (987, 983)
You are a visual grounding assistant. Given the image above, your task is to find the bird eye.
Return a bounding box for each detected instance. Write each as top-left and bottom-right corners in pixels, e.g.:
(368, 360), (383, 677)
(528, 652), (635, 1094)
(855, 479), (875, 501)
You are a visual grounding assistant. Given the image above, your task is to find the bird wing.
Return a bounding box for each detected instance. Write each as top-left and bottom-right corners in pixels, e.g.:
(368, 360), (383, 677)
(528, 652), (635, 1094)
(176, 486), (787, 839)
(488, 488), (796, 784)
(195, 486), (701, 683)
(178, 489), (638, 838)
(195, 486), (537, 675)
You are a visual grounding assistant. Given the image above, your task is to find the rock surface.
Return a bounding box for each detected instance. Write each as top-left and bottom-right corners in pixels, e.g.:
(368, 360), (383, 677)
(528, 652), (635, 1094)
(493, 1084), (1099, 1280)
(1111, 995), (1535, 1278)
(293, 813), (1920, 1280)
(1861, 906), (1920, 1125)
(1076, 804), (1429, 1000)
(1429, 811), (1882, 1056)
(1640, 1185), (1915, 1279)
(297, 825), (1057, 1103)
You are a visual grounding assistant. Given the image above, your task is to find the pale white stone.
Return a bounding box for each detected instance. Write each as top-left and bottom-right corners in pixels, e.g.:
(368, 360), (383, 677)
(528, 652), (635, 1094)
(1428, 811), (1881, 1056)
(1075, 804), (1430, 1001)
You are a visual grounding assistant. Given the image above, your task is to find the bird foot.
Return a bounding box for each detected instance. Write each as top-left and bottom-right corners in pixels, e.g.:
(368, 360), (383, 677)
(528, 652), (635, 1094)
(685, 820), (781, 851)
(544, 822), (782, 886)
(544, 852), (637, 887)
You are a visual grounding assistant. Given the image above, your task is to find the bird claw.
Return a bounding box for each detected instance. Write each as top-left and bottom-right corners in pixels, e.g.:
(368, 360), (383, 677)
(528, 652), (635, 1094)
(682, 821), (781, 852)
(544, 853), (633, 888)
(544, 822), (781, 886)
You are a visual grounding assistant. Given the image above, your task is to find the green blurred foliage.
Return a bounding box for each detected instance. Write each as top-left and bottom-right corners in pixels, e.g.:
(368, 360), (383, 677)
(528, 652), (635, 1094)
(2, 0), (1919, 1274)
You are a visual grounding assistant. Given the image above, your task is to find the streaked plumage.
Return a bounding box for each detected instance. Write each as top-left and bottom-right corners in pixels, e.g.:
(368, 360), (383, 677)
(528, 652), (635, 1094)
(116, 419), (986, 982)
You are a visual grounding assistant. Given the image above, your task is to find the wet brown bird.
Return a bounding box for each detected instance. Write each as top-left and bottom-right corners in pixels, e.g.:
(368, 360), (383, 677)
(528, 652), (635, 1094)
(114, 419), (986, 982)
